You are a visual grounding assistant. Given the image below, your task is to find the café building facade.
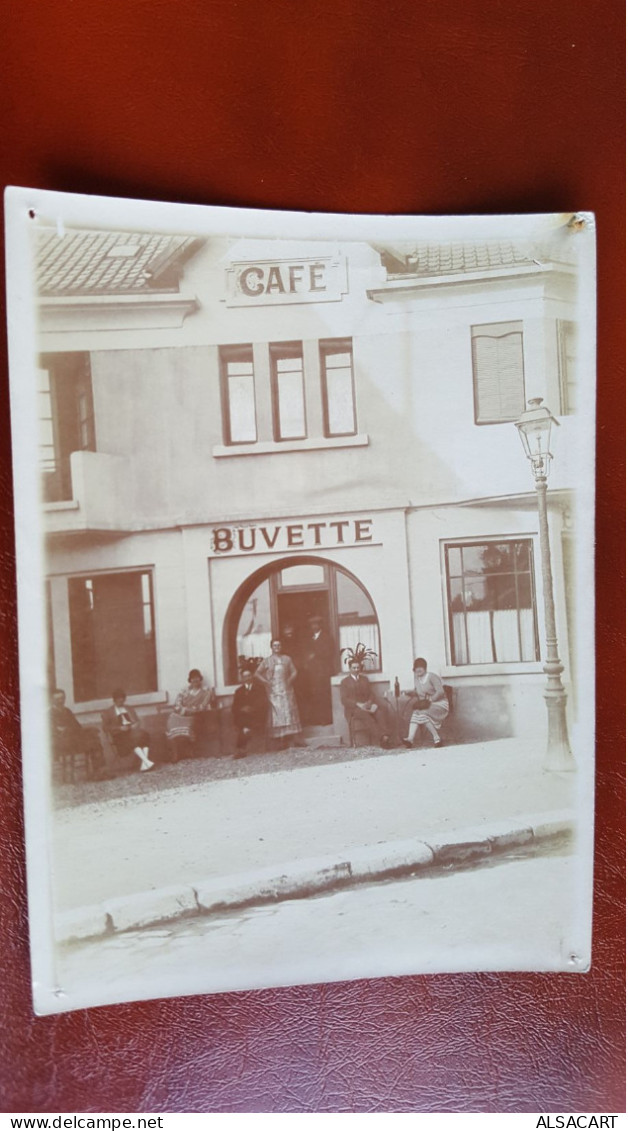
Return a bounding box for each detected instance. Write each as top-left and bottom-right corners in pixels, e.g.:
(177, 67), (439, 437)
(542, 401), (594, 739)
(36, 224), (582, 749)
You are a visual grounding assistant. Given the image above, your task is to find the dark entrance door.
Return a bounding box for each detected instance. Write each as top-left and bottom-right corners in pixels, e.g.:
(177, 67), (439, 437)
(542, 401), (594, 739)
(275, 587), (335, 726)
(276, 589), (330, 652)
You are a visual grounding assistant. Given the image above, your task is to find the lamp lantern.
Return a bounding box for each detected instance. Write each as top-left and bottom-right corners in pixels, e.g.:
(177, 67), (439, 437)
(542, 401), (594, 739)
(515, 397), (559, 480)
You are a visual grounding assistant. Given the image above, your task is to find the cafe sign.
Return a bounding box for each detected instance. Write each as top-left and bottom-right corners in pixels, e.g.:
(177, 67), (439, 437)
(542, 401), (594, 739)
(225, 256), (348, 306)
(210, 517), (376, 556)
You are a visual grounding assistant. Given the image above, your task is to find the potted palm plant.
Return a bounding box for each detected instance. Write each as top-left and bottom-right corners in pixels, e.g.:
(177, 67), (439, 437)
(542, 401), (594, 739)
(340, 642), (378, 671)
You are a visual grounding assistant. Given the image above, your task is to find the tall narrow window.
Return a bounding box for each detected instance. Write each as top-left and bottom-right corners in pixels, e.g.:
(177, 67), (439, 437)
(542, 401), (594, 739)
(270, 343), (306, 440)
(557, 319), (577, 415)
(336, 569), (379, 668)
(38, 353), (95, 502)
(321, 339), (357, 436)
(445, 539), (540, 665)
(220, 345), (257, 444)
(68, 570), (158, 702)
(471, 322), (525, 424)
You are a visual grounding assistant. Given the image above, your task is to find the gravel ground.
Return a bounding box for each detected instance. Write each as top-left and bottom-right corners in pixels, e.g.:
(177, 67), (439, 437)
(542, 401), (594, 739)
(53, 740), (407, 810)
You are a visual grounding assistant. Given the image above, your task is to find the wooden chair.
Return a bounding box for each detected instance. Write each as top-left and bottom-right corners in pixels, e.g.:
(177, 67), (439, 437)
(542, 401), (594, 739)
(348, 711), (377, 747)
(54, 726), (101, 783)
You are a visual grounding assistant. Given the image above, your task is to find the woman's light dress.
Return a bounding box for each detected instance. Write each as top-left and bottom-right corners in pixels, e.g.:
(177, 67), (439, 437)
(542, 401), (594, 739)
(256, 654), (301, 738)
(410, 671), (449, 731)
(166, 684), (214, 740)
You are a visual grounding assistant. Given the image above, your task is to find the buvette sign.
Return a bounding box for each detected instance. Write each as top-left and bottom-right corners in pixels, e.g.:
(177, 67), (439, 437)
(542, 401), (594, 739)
(225, 256), (347, 306)
(210, 517), (375, 556)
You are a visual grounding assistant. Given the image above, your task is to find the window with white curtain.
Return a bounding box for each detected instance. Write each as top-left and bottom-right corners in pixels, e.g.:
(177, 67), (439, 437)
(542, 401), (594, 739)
(220, 345), (257, 444)
(321, 339), (357, 437)
(270, 343), (306, 440)
(445, 539), (540, 665)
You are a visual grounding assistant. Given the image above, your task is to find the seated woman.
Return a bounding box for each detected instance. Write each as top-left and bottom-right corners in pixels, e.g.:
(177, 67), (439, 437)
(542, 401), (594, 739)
(102, 689), (154, 772)
(402, 658), (449, 749)
(166, 669), (216, 761)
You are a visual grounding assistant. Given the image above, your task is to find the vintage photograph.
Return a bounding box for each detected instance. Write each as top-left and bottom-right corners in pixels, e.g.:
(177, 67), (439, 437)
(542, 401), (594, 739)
(5, 191), (595, 1014)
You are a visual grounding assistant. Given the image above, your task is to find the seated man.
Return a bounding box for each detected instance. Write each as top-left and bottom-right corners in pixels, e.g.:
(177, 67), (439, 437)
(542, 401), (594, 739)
(102, 689), (154, 772)
(49, 688), (104, 779)
(231, 666), (268, 757)
(339, 661), (391, 747)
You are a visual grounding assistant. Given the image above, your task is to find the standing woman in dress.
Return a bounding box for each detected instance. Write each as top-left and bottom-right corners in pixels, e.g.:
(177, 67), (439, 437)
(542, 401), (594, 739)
(255, 639), (302, 749)
(402, 658), (449, 748)
(166, 668), (215, 761)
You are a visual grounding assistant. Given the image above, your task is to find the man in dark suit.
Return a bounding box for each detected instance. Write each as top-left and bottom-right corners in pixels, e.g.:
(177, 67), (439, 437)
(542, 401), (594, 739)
(339, 660), (391, 747)
(231, 666), (269, 757)
(102, 688), (154, 772)
(49, 688), (105, 778)
(301, 614), (336, 725)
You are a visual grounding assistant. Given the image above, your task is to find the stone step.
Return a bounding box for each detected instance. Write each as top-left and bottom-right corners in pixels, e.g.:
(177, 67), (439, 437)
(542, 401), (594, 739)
(302, 734), (345, 749)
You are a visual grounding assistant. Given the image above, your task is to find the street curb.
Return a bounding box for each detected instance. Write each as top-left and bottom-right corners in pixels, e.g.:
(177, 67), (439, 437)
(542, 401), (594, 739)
(55, 812), (575, 944)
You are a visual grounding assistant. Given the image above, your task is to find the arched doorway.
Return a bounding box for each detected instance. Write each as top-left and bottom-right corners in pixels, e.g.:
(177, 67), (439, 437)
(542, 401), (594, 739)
(223, 556), (381, 723)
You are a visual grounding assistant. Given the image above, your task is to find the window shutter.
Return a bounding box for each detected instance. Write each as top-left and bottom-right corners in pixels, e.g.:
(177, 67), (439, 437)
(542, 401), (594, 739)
(472, 323), (525, 424)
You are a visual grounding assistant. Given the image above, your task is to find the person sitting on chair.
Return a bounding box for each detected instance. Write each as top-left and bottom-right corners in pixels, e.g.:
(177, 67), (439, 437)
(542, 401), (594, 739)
(166, 669), (216, 761)
(401, 658), (449, 748)
(231, 665), (268, 758)
(339, 660), (391, 747)
(49, 688), (104, 778)
(102, 689), (154, 772)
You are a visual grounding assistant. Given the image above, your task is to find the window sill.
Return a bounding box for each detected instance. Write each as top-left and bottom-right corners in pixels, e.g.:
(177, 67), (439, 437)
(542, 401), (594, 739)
(73, 690), (170, 715)
(212, 434), (369, 458)
(44, 499), (80, 512)
(331, 672), (384, 684)
(441, 663), (544, 679)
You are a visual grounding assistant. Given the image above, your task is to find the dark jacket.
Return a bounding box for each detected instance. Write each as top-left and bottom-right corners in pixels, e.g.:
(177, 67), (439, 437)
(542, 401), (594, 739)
(339, 673), (376, 719)
(303, 630), (336, 677)
(101, 703), (142, 736)
(49, 704), (85, 755)
(232, 681), (268, 732)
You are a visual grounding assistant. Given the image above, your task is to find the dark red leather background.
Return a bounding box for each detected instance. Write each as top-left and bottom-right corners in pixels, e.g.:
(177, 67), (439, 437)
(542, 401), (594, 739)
(1, 0), (625, 1113)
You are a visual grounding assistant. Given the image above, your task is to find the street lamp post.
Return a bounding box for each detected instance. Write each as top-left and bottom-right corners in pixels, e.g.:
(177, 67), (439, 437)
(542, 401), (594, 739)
(515, 397), (575, 772)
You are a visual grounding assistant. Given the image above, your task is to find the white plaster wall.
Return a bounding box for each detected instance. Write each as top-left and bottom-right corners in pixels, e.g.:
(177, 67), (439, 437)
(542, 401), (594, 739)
(42, 239), (581, 536)
(404, 500), (575, 740)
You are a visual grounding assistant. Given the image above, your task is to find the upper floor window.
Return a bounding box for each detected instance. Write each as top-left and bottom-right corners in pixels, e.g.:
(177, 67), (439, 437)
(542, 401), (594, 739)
(219, 338), (358, 449)
(471, 322), (525, 424)
(444, 539), (540, 665)
(557, 319), (577, 415)
(38, 353), (95, 502)
(270, 343), (306, 441)
(320, 340), (357, 437)
(219, 345), (257, 444)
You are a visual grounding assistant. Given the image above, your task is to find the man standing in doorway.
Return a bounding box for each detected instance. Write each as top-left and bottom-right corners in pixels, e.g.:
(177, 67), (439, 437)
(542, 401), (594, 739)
(301, 614), (336, 725)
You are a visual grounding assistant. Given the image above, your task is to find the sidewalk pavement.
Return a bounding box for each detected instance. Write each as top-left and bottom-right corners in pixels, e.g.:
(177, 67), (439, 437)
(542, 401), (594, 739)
(53, 737), (578, 943)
